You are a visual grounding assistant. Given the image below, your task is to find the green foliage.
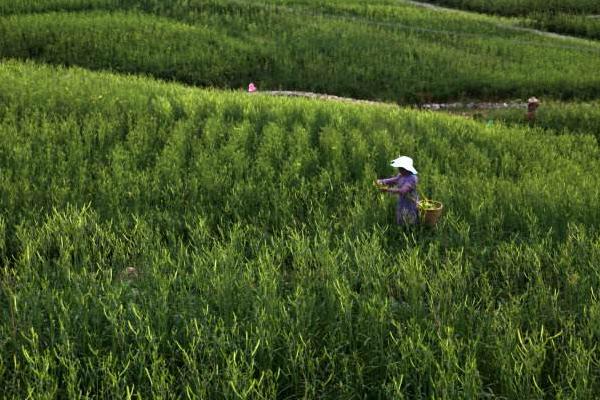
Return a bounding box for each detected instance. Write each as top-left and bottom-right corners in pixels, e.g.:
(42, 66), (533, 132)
(415, 0), (600, 40)
(1, 60), (600, 398)
(418, 0), (600, 16)
(476, 101), (600, 143)
(2, 1), (600, 103)
(524, 13), (600, 40)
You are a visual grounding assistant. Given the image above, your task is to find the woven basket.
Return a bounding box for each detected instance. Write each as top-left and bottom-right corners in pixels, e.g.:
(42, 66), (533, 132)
(418, 200), (443, 227)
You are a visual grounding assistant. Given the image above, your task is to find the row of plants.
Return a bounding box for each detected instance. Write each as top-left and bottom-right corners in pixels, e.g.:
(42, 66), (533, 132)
(1, 60), (600, 398)
(464, 100), (600, 143)
(522, 12), (600, 40)
(418, 0), (600, 40)
(3, 0), (599, 42)
(2, 2), (600, 103)
(418, 0), (600, 16)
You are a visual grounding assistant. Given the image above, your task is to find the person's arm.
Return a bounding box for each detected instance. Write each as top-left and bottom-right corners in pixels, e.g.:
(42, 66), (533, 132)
(386, 176), (416, 194)
(377, 175), (399, 186)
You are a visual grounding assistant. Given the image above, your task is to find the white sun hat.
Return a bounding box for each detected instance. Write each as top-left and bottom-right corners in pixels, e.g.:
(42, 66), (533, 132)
(390, 156), (418, 174)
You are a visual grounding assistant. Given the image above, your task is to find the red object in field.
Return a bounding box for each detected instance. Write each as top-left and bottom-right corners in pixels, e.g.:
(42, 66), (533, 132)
(248, 83), (257, 92)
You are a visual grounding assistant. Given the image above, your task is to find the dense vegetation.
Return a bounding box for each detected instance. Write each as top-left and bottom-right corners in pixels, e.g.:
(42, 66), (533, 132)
(523, 13), (600, 41)
(419, 0), (600, 40)
(2, 1), (600, 103)
(469, 101), (600, 143)
(2, 0), (600, 398)
(1, 60), (600, 398)
(419, 0), (600, 16)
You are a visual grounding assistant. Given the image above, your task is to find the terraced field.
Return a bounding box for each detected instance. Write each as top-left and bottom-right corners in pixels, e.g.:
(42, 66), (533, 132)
(1, 1), (600, 399)
(419, 0), (600, 15)
(1, 0), (600, 102)
(419, 0), (600, 39)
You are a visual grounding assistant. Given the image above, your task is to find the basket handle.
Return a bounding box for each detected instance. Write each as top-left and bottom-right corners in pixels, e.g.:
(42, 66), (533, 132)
(417, 188), (431, 203)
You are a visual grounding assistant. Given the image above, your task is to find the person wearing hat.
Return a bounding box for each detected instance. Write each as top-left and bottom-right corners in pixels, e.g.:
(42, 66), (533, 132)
(526, 97), (540, 122)
(376, 156), (419, 225)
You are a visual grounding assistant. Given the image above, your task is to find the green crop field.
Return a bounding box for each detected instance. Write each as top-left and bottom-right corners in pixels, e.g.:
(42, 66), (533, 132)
(522, 13), (600, 41)
(2, 0), (600, 102)
(464, 100), (600, 142)
(418, 0), (600, 40)
(2, 0), (600, 399)
(418, 0), (600, 16)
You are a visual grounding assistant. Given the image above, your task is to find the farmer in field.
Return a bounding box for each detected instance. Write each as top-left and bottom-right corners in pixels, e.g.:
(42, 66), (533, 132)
(376, 156), (419, 225)
(526, 96), (540, 122)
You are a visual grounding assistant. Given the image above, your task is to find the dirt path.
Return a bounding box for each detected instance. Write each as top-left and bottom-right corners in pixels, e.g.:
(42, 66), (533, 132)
(258, 90), (396, 107)
(257, 90), (527, 111)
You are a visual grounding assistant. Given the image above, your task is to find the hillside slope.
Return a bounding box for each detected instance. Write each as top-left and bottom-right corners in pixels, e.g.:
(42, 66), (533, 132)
(1, 1), (600, 102)
(1, 60), (600, 398)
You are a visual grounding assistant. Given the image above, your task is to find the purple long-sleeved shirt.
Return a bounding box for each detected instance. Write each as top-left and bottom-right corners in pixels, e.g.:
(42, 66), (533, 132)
(379, 173), (419, 225)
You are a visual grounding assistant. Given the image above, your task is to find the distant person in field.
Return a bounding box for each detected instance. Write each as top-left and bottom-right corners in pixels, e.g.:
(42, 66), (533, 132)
(526, 97), (540, 122)
(376, 156), (419, 225)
